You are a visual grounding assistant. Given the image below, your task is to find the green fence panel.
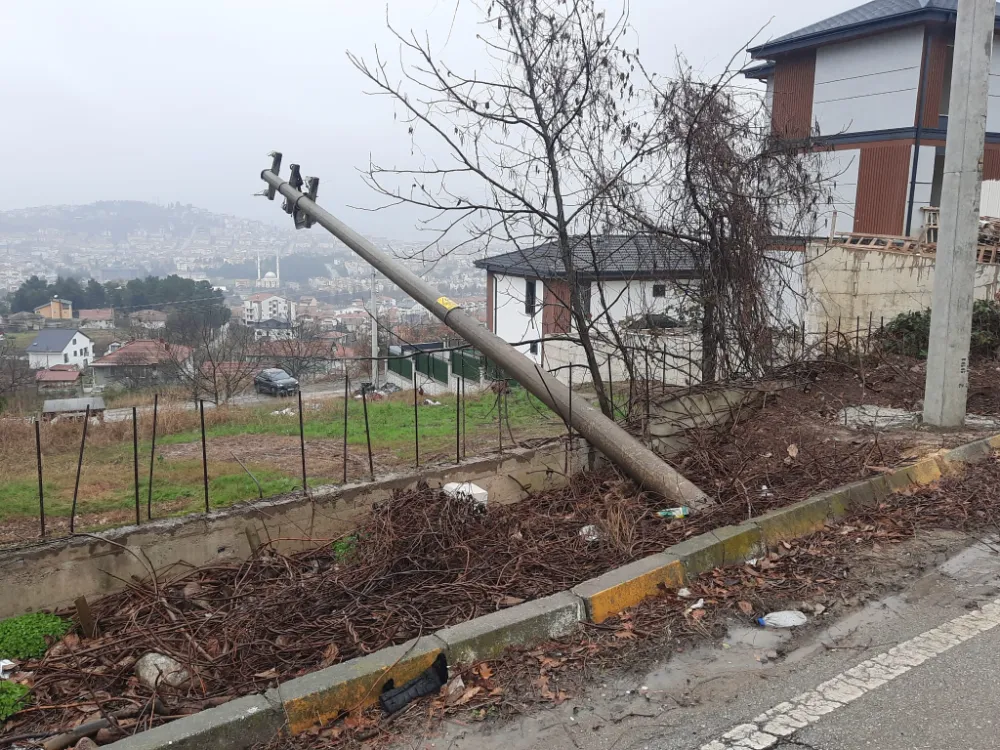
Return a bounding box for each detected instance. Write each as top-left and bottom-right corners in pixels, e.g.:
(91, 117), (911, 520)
(416, 353), (433, 377)
(388, 356), (413, 380)
(450, 351), (482, 381)
(431, 355), (449, 383)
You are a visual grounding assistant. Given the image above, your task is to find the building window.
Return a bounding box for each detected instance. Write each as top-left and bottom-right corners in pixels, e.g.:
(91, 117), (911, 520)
(652, 284), (667, 298)
(64, 353), (69, 363)
(524, 279), (536, 316)
(72, 338), (77, 346)
(930, 152), (945, 207)
(529, 341), (539, 355)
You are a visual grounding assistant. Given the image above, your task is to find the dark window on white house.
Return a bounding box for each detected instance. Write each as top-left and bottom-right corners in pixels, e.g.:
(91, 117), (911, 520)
(652, 284), (667, 298)
(524, 279), (536, 316)
(529, 341), (538, 355)
(63, 353), (69, 363)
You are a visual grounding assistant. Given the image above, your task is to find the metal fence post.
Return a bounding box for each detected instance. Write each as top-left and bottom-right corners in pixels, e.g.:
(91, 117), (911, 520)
(132, 406), (140, 526)
(343, 373), (350, 483)
(461, 375), (467, 459)
(644, 350), (651, 442)
(361, 387), (375, 481)
(69, 404), (90, 534)
(413, 366), (420, 468)
(455, 376), (461, 464)
(566, 364), (573, 474)
(35, 420), (45, 538)
(607, 357), (614, 418)
(297, 390), (308, 496)
(147, 394), (158, 520)
(199, 400), (210, 513)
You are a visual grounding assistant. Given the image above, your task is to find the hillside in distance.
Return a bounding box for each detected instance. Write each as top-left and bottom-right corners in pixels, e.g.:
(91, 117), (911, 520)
(0, 201), (280, 240)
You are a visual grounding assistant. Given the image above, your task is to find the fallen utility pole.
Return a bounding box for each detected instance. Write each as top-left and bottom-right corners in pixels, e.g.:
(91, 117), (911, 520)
(923, 0), (994, 428)
(258, 153), (708, 508)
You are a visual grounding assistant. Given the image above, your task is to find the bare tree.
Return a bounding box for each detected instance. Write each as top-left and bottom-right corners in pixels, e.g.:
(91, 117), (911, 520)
(258, 320), (336, 381)
(163, 318), (258, 404)
(349, 0), (662, 417)
(0, 339), (33, 411)
(614, 60), (829, 382)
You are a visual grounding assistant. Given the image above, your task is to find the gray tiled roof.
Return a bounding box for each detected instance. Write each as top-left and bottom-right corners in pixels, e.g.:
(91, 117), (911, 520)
(473, 235), (699, 280)
(27, 329), (84, 353)
(750, 0), (1000, 58)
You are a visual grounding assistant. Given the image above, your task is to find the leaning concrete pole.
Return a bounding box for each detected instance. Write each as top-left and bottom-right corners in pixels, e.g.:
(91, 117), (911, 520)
(259, 157), (709, 508)
(924, 0), (995, 428)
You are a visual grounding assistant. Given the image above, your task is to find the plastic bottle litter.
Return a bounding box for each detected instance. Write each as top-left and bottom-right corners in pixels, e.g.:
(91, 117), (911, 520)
(656, 506), (690, 520)
(756, 610), (808, 628)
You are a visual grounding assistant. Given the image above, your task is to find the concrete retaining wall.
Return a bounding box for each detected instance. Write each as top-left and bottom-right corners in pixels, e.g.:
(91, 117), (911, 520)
(803, 242), (1000, 334)
(0, 442), (589, 620)
(648, 386), (764, 455)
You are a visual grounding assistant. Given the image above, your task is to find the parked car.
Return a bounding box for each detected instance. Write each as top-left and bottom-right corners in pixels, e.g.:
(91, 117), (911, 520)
(254, 368), (299, 396)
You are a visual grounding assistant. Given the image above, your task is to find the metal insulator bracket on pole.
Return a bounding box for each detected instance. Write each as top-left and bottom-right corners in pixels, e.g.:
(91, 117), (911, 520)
(263, 152), (282, 200)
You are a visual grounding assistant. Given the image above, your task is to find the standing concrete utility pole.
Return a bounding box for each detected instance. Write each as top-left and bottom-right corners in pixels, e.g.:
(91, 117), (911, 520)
(924, 0), (995, 428)
(259, 155), (708, 508)
(370, 269), (379, 387)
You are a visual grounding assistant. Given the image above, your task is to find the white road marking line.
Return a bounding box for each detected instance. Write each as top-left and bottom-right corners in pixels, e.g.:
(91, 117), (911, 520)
(699, 599), (1000, 749)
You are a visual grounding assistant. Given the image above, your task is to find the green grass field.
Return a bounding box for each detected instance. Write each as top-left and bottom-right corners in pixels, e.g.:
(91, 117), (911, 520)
(0, 388), (560, 536)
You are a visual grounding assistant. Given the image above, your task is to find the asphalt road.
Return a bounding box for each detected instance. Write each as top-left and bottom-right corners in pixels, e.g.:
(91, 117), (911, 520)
(405, 537), (1000, 750)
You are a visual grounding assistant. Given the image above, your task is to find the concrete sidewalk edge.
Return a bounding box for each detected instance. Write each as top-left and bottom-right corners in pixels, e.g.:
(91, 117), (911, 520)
(103, 434), (991, 749)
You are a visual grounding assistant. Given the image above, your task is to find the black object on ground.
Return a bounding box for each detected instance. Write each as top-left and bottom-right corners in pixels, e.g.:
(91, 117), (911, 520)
(379, 654), (448, 716)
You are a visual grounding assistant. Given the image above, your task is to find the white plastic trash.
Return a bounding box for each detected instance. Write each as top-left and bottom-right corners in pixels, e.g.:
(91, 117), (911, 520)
(579, 524), (602, 542)
(684, 598), (705, 616)
(757, 610), (808, 628)
(442, 481), (488, 509)
(0, 659), (16, 680)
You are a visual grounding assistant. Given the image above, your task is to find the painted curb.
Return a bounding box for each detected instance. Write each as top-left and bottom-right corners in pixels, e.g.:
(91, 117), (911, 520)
(437, 592), (584, 664)
(573, 553), (685, 624)
(100, 694), (284, 750)
(99, 434), (992, 748)
(276, 636), (446, 735)
(669, 523), (765, 577)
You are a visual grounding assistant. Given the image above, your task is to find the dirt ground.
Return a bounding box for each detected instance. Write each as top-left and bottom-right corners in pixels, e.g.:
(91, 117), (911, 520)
(156, 432), (529, 484)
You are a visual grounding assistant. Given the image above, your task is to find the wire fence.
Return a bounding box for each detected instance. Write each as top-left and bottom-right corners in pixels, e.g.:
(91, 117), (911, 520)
(7, 320), (891, 546)
(10, 347), (553, 546)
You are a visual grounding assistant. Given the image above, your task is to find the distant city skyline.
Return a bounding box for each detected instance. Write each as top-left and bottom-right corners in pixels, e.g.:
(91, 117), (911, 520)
(0, 0), (858, 241)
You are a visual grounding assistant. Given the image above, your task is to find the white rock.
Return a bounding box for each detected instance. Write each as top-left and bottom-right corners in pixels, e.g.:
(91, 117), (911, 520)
(136, 652), (191, 690)
(442, 482), (488, 509)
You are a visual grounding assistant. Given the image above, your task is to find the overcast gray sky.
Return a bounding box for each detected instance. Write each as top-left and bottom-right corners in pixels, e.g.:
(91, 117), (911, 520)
(0, 0), (858, 239)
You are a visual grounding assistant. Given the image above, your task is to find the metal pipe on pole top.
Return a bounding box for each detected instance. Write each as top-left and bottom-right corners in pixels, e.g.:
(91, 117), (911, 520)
(258, 155), (708, 507)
